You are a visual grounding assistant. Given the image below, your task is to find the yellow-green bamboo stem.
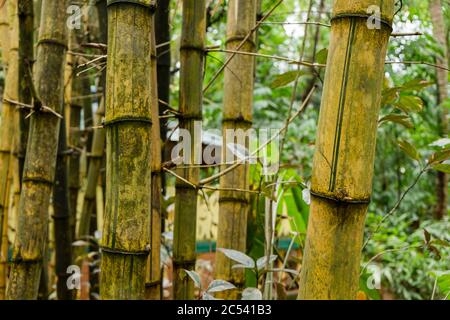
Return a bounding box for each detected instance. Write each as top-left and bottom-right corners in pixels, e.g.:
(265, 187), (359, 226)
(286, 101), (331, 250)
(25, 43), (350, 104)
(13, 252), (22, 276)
(297, 0), (394, 300)
(215, 0), (256, 300)
(145, 16), (161, 300)
(0, 0), (18, 250)
(429, 0), (448, 220)
(100, 0), (155, 300)
(6, 0), (69, 300)
(173, 0), (206, 300)
(0, 0), (10, 67)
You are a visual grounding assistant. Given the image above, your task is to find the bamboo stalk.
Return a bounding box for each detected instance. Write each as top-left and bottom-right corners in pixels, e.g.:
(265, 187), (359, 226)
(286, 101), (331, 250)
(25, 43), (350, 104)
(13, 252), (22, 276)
(78, 100), (105, 242)
(429, 0), (448, 220)
(0, 0), (10, 67)
(53, 117), (74, 300)
(172, 0), (206, 300)
(145, 16), (162, 300)
(0, 0), (18, 299)
(6, 0), (69, 300)
(100, 0), (155, 300)
(297, 0), (394, 300)
(215, 0), (256, 300)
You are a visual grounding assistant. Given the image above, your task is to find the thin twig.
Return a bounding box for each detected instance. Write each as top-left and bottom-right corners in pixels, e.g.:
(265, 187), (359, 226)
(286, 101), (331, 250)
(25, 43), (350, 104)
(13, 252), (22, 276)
(199, 85), (317, 186)
(362, 166), (428, 250)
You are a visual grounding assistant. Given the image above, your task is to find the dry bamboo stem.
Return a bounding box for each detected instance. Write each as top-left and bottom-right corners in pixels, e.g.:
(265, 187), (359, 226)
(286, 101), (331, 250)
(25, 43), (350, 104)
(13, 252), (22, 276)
(297, 0), (394, 300)
(172, 0), (206, 300)
(215, 0), (256, 300)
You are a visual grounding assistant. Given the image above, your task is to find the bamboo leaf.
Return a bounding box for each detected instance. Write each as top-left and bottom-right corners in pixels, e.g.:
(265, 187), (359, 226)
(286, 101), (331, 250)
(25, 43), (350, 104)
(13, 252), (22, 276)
(256, 255), (277, 271)
(206, 280), (236, 293)
(241, 288), (263, 300)
(270, 70), (306, 89)
(432, 163), (450, 174)
(402, 79), (433, 91)
(394, 95), (424, 113)
(184, 270), (202, 289)
(379, 114), (414, 128)
(398, 140), (421, 161)
(217, 248), (255, 268)
(428, 148), (450, 165)
(316, 48), (328, 65)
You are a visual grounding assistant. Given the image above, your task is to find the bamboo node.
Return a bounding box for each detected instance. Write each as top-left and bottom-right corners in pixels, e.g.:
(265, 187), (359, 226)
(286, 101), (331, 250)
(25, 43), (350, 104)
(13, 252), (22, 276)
(103, 117), (152, 127)
(310, 189), (371, 204)
(106, 0), (157, 12)
(100, 246), (150, 256)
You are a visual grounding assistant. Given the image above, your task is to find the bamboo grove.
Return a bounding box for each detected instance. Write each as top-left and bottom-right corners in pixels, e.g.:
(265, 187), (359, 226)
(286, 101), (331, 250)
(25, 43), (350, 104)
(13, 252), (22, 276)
(0, 0), (448, 300)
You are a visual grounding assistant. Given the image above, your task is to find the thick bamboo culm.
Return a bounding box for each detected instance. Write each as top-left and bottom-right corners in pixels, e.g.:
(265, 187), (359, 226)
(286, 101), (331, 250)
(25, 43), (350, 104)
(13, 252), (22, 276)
(100, 0), (155, 300)
(172, 0), (206, 300)
(53, 116), (74, 300)
(429, 0), (448, 220)
(297, 0), (394, 300)
(6, 0), (69, 300)
(0, 0), (18, 299)
(145, 16), (162, 300)
(215, 0), (256, 299)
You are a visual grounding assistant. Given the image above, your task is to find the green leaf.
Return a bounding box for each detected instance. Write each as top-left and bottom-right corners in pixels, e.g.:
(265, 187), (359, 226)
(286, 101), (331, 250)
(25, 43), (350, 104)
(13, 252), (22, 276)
(316, 48), (328, 65)
(270, 70), (306, 89)
(381, 87), (400, 106)
(184, 270), (201, 289)
(398, 140), (421, 161)
(428, 148), (450, 165)
(379, 114), (414, 128)
(217, 248), (255, 268)
(432, 163), (450, 174)
(394, 95), (424, 113)
(402, 79), (433, 91)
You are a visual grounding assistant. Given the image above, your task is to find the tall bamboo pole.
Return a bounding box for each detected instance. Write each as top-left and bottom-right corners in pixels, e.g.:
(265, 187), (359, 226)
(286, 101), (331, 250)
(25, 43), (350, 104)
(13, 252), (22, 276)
(215, 0), (256, 299)
(145, 16), (162, 300)
(172, 0), (206, 300)
(6, 0), (69, 300)
(429, 0), (448, 220)
(155, 0), (170, 162)
(297, 0), (395, 300)
(100, 0), (155, 300)
(0, 0), (18, 299)
(53, 118), (74, 300)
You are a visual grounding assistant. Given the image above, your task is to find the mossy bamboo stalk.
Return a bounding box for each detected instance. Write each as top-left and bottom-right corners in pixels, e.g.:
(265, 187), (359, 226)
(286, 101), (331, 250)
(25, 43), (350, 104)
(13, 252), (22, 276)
(99, 0), (155, 300)
(6, 0), (69, 300)
(172, 0), (206, 300)
(215, 0), (256, 300)
(429, 0), (448, 220)
(145, 17), (161, 300)
(297, 0), (394, 300)
(53, 118), (74, 300)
